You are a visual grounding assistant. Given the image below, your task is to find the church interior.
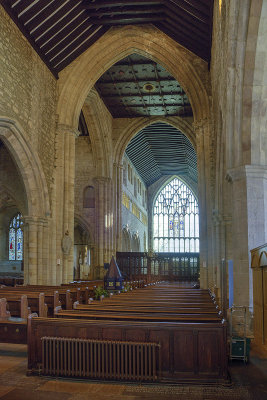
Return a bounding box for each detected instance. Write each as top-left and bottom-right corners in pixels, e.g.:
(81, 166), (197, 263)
(0, 0), (267, 399)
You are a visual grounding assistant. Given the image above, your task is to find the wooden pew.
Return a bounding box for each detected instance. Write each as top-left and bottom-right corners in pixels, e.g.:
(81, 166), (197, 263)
(0, 292), (48, 317)
(55, 308), (222, 323)
(27, 315), (228, 383)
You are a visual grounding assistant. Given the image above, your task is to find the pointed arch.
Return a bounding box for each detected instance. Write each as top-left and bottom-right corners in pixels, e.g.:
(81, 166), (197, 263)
(0, 117), (50, 218)
(57, 25), (210, 130)
(113, 116), (195, 166)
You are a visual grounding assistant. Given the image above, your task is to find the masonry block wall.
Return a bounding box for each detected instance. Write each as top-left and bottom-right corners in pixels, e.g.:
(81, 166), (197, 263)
(122, 154), (148, 252)
(0, 8), (57, 196)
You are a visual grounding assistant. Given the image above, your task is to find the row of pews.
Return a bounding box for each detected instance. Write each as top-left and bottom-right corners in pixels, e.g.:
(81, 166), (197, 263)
(0, 279), (146, 343)
(27, 282), (228, 384)
(0, 280), (104, 343)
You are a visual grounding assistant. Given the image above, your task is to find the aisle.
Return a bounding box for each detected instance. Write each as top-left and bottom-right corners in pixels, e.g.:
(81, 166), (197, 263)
(0, 344), (266, 399)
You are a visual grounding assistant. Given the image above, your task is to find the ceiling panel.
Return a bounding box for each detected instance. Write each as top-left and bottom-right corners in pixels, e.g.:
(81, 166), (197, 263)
(125, 122), (197, 186)
(1, 0), (214, 77)
(95, 53), (192, 118)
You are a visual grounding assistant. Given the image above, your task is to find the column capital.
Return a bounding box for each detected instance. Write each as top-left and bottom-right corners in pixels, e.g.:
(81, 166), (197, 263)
(23, 216), (48, 225)
(113, 162), (124, 170)
(226, 165), (267, 182)
(56, 123), (80, 138)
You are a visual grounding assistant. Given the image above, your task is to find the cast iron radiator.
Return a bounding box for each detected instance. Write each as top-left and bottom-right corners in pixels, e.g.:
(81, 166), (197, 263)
(41, 337), (160, 381)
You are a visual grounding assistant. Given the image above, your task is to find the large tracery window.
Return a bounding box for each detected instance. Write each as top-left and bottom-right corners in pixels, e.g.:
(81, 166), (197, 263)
(153, 178), (199, 253)
(9, 213), (23, 261)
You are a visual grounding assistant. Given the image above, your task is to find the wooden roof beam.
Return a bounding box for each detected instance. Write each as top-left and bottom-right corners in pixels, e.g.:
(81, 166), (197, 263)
(82, 0), (163, 9)
(87, 15), (165, 25)
(165, 1), (209, 33)
(85, 5), (164, 17)
(1, 0), (58, 78)
(54, 25), (110, 72)
(155, 22), (209, 61)
(167, 0), (209, 23)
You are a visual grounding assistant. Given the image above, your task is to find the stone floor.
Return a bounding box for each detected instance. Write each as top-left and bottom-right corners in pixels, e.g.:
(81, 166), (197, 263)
(0, 343), (266, 400)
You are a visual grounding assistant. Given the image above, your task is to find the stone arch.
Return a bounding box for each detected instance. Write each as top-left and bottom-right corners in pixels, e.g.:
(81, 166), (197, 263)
(74, 214), (94, 245)
(113, 116), (195, 166)
(0, 117), (50, 218)
(82, 90), (113, 177)
(150, 175), (198, 211)
(57, 25), (210, 130)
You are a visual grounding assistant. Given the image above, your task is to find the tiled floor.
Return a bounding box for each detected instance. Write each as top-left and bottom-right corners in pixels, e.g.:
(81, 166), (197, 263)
(0, 343), (266, 400)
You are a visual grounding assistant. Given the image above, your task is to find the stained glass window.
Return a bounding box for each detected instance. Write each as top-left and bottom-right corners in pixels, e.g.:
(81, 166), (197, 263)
(9, 213), (23, 261)
(153, 178), (199, 252)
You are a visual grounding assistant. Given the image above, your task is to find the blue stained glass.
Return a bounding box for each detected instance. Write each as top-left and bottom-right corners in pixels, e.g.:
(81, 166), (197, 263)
(9, 228), (16, 260)
(17, 228), (23, 260)
(9, 213), (23, 261)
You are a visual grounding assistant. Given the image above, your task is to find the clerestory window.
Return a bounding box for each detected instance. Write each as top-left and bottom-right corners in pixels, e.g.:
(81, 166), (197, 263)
(153, 178), (199, 252)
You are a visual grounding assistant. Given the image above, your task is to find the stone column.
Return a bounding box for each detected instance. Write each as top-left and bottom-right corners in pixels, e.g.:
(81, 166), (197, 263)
(23, 216), (38, 285)
(194, 119), (213, 289)
(227, 165), (267, 311)
(113, 163), (123, 252)
(94, 177), (113, 277)
(55, 124), (79, 284)
(23, 216), (49, 285)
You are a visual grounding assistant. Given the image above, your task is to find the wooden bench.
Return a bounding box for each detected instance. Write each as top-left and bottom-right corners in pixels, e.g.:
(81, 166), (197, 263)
(27, 315), (228, 383)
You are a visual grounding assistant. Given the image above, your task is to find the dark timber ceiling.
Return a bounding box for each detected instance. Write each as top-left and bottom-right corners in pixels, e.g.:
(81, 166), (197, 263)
(95, 53), (192, 118)
(1, 0), (214, 77)
(125, 122), (197, 186)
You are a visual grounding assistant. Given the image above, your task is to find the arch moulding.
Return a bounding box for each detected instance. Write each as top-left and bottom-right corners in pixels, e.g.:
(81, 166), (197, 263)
(0, 117), (50, 218)
(57, 25), (210, 130)
(113, 116), (195, 165)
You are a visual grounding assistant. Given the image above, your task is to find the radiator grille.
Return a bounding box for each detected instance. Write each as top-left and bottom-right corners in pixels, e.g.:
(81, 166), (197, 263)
(41, 337), (160, 381)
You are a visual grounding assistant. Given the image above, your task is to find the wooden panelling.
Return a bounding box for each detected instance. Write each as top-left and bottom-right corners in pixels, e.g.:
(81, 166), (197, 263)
(251, 243), (267, 350)
(27, 317), (228, 383)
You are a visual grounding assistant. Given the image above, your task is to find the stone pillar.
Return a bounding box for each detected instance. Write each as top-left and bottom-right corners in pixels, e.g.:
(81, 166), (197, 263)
(227, 165), (267, 311)
(23, 216), (48, 285)
(55, 124), (79, 284)
(94, 177), (113, 278)
(194, 119), (213, 289)
(212, 211), (232, 305)
(113, 163), (123, 253)
(23, 216), (38, 285)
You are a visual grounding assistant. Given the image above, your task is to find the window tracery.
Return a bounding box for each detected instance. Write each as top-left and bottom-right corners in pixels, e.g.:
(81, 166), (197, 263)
(153, 178), (199, 252)
(9, 213), (23, 261)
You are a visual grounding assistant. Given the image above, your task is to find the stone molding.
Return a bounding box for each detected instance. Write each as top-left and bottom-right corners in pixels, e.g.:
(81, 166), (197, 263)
(226, 165), (267, 182)
(0, 116), (51, 218)
(56, 123), (80, 138)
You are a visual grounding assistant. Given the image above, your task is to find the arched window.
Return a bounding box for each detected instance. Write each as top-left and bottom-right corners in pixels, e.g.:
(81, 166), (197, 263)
(153, 178), (199, 252)
(9, 213), (23, 261)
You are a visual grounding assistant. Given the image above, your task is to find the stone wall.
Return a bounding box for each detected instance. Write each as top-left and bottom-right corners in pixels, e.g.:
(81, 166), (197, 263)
(122, 155), (148, 252)
(0, 7), (57, 196)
